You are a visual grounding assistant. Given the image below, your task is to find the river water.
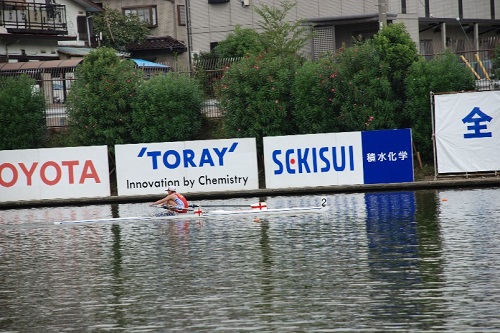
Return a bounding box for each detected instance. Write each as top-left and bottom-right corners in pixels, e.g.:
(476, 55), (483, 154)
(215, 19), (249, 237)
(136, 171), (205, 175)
(1, 187), (500, 332)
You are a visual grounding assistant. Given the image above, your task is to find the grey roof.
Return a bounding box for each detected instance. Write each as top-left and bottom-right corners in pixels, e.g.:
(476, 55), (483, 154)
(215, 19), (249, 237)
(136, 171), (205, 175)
(307, 13), (398, 25)
(58, 47), (129, 57)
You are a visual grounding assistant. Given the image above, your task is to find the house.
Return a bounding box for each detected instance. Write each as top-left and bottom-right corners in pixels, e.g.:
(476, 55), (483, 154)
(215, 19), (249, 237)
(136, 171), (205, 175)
(191, 0), (500, 63)
(95, 0), (500, 73)
(96, 0), (188, 68)
(0, 0), (103, 62)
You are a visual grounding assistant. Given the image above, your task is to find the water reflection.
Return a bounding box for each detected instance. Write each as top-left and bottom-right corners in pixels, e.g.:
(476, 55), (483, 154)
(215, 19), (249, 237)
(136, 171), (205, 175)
(1, 188), (500, 331)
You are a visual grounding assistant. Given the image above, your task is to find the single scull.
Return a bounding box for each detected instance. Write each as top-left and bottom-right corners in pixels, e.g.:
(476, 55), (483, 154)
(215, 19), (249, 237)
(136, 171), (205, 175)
(53, 198), (328, 225)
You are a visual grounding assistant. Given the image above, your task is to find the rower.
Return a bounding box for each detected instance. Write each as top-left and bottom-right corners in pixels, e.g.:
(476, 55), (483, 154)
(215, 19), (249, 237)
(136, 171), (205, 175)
(150, 186), (189, 215)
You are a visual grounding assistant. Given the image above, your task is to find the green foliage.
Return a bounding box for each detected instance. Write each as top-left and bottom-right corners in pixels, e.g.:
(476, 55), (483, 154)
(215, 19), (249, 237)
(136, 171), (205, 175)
(492, 44), (500, 79)
(292, 59), (343, 133)
(296, 42), (399, 133)
(372, 23), (419, 126)
(92, 6), (149, 51)
(216, 53), (302, 150)
(405, 51), (476, 161)
(254, 0), (313, 57)
(66, 47), (144, 147)
(0, 75), (46, 150)
(213, 26), (263, 58)
(130, 73), (204, 143)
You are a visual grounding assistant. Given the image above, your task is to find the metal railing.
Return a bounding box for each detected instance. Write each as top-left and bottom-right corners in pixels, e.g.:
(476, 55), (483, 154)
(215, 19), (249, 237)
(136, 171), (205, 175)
(0, 1), (68, 34)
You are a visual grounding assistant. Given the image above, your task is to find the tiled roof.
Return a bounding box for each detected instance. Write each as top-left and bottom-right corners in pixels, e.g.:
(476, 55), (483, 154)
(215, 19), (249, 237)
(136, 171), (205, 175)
(128, 36), (187, 52)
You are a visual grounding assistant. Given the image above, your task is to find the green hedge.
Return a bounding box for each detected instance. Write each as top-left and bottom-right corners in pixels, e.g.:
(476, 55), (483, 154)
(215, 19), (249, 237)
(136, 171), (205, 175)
(0, 75), (46, 150)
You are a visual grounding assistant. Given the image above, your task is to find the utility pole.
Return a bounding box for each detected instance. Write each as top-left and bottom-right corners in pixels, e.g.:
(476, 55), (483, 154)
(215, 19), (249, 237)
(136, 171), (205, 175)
(185, 0), (193, 74)
(378, 0), (387, 30)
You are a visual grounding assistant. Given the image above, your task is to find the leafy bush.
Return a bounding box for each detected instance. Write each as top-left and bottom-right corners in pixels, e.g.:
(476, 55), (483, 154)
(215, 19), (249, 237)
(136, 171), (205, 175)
(130, 73), (204, 143)
(0, 75), (46, 150)
(92, 6), (149, 51)
(292, 59), (343, 134)
(405, 51), (476, 161)
(66, 47), (143, 147)
(212, 25), (263, 58)
(492, 44), (500, 80)
(328, 42), (399, 132)
(216, 53), (302, 150)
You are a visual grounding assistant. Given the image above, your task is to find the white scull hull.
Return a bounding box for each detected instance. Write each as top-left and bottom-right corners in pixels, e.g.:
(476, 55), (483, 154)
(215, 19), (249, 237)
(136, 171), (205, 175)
(54, 205), (328, 225)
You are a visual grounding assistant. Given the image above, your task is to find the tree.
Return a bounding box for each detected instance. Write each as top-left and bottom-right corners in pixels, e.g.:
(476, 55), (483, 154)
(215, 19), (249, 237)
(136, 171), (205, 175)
(217, 53), (301, 150)
(372, 23), (419, 127)
(326, 41), (399, 132)
(292, 59), (343, 134)
(130, 73), (204, 143)
(213, 25), (263, 58)
(254, 0), (313, 57)
(0, 75), (46, 150)
(66, 47), (144, 147)
(92, 6), (149, 51)
(405, 51), (476, 162)
(491, 44), (500, 80)
(216, 0), (314, 151)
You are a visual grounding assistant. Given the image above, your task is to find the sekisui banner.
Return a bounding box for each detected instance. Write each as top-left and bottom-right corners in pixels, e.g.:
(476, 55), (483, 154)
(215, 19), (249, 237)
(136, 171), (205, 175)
(115, 138), (259, 195)
(0, 146), (110, 202)
(263, 129), (413, 189)
(434, 91), (500, 174)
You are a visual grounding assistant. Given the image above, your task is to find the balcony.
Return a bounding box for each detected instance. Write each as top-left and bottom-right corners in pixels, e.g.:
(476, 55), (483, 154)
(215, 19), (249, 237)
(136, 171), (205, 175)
(0, 1), (67, 35)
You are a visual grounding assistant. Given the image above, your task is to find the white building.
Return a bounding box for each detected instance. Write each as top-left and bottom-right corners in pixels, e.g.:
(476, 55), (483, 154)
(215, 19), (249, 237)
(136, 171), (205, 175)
(0, 0), (103, 62)
(188, 0), (500, 60)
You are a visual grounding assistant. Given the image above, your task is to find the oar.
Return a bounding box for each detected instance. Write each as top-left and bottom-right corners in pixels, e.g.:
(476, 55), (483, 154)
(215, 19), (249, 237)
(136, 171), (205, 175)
(190, 202), (268, 209)
(188, 203), (263, 208)
(152, 202), (268, 209)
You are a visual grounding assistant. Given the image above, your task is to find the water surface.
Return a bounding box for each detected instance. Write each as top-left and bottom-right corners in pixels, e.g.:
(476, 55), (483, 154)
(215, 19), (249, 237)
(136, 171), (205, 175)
(1, 189), (500, 332)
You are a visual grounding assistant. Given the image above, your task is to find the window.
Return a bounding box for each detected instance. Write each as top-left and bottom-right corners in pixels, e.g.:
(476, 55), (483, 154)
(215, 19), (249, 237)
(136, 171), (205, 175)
(123, 5), (157, 28)
(177, 5), (186, 26)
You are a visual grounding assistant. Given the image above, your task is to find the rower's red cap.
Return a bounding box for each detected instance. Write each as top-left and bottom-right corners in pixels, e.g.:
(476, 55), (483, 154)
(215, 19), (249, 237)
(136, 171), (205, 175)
(166, 186), (176, 192)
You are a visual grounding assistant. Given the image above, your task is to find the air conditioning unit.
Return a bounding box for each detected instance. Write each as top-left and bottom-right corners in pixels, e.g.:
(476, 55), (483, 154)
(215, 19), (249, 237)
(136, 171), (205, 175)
(241, 0), (250, 7)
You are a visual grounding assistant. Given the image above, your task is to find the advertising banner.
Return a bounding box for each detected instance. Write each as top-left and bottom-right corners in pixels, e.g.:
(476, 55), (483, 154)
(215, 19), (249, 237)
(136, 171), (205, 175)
(115, 138), (259, 195)
(0, 146), (110, 202)
(263, 129), (413, 189)
(434, 91), (500, 173)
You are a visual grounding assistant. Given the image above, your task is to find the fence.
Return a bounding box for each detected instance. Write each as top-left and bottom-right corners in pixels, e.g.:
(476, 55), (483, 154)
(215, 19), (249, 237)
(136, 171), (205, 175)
(0, 51), (498, 128)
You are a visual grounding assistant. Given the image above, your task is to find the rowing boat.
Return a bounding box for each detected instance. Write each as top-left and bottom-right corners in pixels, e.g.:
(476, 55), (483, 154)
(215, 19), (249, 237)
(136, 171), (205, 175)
(53, 199), (329, 225)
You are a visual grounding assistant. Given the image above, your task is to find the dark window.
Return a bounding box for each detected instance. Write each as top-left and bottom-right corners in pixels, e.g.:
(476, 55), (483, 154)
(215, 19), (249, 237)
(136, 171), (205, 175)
(177, 5), (186, 26)
(208, 0), (230, 4)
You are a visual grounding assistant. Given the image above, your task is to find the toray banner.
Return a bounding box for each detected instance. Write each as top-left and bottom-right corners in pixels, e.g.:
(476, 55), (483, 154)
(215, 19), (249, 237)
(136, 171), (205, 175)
(0, 146), (110, 202)
(434, 91), (500, 174)
(263, 129), (413, 189)
(115, 138), (259, 195)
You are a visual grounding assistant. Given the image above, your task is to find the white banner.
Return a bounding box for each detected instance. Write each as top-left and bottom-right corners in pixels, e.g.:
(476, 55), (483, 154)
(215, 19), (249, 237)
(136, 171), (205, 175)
(263, 130), (414, 189)
(263, 132), (364, 189)
(434, 91), (500, 173)
(0, 146), (110, 202)
(115, 138), (259, 195)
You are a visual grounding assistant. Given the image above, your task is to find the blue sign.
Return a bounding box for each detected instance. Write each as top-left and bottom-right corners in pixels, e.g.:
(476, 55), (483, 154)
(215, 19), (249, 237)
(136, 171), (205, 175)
(361, 129), (414, 184)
